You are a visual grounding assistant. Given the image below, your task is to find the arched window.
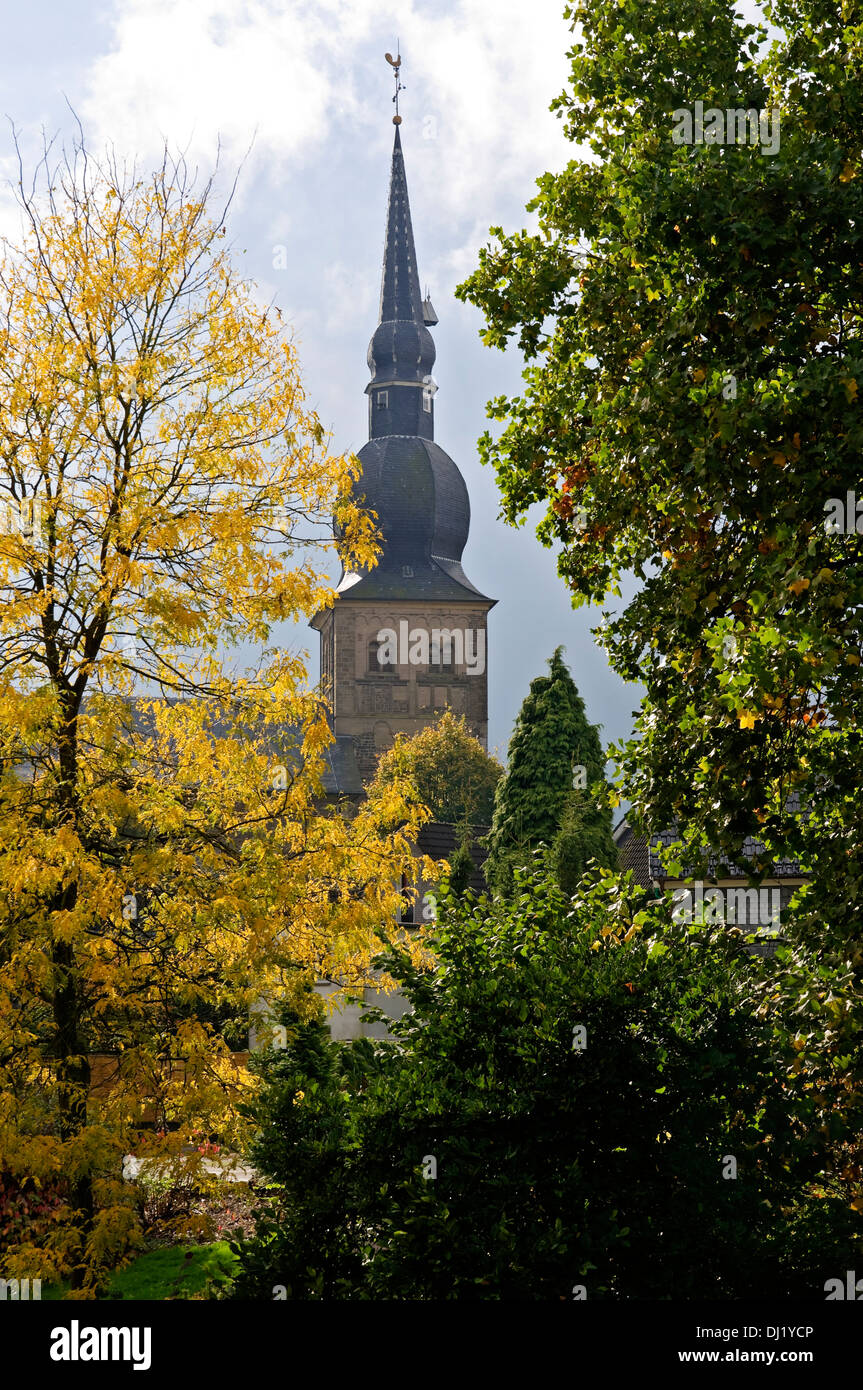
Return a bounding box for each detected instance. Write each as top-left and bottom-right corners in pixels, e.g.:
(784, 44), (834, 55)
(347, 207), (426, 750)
(429, 636), (454, 674)
(368, 638), (395, 674)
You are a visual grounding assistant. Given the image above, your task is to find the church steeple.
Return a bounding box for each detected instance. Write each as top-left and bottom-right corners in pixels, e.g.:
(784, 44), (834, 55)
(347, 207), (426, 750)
(328, 70), (493, 609)
(310, 57), (495, 775)
(366, 127), (438, 440)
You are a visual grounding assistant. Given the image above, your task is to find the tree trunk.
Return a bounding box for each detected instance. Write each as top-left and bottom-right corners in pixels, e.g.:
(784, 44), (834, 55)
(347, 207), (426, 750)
(51, 702), (94, 1290)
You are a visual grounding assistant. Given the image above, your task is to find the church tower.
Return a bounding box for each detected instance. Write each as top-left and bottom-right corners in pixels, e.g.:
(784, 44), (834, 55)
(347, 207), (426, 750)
(312, 113), (495, 781)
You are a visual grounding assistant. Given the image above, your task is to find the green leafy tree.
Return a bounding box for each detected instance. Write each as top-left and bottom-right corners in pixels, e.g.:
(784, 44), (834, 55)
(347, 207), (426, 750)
(231, 868), (859, 1300)
(485, 647), (616, 894)
(456, 0), (863, 970)
(371, 710), (502, 827)
(457, 1), (863, 1221)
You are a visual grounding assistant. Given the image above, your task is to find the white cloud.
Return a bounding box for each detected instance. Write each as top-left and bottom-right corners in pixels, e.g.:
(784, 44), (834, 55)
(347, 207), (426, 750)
(79, 0), (576, 231)
(80, 0), (354, 181)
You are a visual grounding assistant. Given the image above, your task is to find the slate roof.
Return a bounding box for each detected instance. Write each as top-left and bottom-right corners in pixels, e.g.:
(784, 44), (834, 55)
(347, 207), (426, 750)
(416, 821), (490, 894)
(340, 434), (491, 602)
(104, 696), (363, 798)
(612, 815), (806, 882)
(318, 736), (364, 796)
(612, 818), (653, 888)
(374, 126), (427, 348)
(648, 826), (804, 881)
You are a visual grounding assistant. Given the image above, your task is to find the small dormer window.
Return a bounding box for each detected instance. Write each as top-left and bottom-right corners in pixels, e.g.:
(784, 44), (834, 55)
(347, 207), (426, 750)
(377, 390), (388, 408)
(401, 564), (413, 578)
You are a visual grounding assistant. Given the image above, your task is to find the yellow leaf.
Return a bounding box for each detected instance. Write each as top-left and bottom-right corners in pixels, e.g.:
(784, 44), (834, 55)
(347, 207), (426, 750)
(788, 578), (810, 595)
(738, 711), (759, 730)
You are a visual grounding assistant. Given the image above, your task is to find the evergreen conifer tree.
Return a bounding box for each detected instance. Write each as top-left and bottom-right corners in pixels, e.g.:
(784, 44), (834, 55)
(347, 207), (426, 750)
(485, 647), (616, 894)
(446, 830), (476, 898)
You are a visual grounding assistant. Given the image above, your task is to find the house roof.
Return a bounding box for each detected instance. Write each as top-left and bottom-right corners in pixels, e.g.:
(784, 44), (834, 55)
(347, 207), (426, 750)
(613, 815), (806, 883)
(417, 821), (490, 895)
(97, 695), (364, 799)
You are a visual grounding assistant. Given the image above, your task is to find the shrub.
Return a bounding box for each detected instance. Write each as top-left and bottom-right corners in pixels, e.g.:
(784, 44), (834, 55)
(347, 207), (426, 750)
(230, 868), (859, 1299)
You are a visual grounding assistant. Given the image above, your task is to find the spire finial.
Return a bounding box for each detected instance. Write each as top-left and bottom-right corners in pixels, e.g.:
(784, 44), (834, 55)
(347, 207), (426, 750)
(384, 46), (403, 124)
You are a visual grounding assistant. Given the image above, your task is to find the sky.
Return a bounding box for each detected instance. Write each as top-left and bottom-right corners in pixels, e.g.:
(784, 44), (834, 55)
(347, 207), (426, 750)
(0, 0), (648, 765)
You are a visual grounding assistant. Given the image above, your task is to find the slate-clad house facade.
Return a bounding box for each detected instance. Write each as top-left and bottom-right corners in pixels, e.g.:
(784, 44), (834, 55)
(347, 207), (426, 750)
(613, 817), (806, 956)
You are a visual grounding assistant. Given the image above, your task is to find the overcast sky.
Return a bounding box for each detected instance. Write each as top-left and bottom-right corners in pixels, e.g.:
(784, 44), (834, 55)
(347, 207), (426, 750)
(1, 0), (648, 764)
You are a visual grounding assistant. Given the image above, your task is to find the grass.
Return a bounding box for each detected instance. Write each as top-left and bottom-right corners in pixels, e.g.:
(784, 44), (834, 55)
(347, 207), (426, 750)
(43, 1241), (238, 1301)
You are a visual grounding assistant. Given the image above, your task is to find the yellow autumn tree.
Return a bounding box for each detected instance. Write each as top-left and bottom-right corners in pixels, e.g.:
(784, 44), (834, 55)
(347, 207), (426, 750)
(0, 136), (435, 1293)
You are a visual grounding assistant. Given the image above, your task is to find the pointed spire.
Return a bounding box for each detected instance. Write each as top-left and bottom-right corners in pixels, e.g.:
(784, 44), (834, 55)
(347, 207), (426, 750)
(378, 126), (424, 328)
(366, 125), (437, 440)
